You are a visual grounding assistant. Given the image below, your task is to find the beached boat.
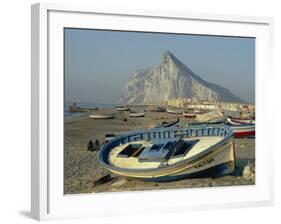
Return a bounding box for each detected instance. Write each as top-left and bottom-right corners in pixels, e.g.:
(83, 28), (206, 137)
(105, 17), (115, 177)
(228, 124), (255, 138)
(182, 109), (204, 119)
(89, 114), (115, 119)
(99, 125), (235, 181)
(182, 112), (197, 119)
(167, 108), (184, 114)
(227, 117), (255, 125)
(130, 112), (145, 117)
(155, 118), (180, 128)
(116, 106), (130, 111)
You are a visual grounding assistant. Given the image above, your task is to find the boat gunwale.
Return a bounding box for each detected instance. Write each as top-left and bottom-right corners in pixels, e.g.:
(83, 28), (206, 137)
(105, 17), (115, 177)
(98, 125), (234, 174)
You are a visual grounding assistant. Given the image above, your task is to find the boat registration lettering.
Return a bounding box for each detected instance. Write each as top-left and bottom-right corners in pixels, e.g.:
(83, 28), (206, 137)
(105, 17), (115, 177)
(194, 158), (215, 169)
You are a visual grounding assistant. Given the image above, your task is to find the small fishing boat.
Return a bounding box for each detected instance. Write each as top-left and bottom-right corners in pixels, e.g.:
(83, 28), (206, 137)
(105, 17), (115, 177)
(155, 118), (180, 128)
(183, 112), (197, 119)
(167, 108), (184, 114)
(228, 124), (255, 138)
(99, 125), (235, 181)
(89, 114), (115, 119)
(130, 112), (145, 117)
(116, 106), (130, 111)
(183, 109), (203, 119)
(227, 117), (255, 125)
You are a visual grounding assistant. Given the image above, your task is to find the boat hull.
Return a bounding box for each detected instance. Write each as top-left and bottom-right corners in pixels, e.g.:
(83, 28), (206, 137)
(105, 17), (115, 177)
(89, 115), (115, 119)
(130, 113), (145, 117)
(167, 109), (184, 114)
(146, 161), (235, 182)
(105, 138), (235, 180)
(183, 113), (197, 119)
(99, 126), (235, 182)
(229, 125), (255, 138)
(232, 129), (255, 138)
(117, 107), (130, 111)
(227, 117), (255, 125)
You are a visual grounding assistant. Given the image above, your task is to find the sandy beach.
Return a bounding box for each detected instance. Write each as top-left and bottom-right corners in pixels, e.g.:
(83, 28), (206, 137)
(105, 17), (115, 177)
(64, 107), (255, 194)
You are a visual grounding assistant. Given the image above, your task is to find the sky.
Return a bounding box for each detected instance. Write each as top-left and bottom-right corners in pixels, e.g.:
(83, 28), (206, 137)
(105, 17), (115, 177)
(64, 28), (255, 104)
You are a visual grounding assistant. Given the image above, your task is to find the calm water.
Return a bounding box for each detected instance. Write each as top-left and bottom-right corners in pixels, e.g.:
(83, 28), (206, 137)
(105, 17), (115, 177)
(64, 102), (116, 118)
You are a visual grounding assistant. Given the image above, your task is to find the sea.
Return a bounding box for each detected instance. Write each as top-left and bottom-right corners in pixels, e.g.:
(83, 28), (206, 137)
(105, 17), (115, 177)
(64, 102), (117, 118)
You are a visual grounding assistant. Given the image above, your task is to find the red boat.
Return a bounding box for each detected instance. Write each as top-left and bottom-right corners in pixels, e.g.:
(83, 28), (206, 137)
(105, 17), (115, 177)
(228, 123), (255, 138)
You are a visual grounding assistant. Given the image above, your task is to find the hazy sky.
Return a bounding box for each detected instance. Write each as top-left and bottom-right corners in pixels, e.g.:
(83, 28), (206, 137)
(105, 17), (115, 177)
(64, 28), (255, 104)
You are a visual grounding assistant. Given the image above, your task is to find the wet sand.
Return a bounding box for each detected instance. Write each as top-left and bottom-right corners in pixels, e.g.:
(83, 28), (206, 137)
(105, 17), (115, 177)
(64, 107), (255, 194)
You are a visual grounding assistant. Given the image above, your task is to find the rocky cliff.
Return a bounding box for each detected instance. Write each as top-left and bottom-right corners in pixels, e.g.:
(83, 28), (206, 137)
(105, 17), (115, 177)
(120, 51), (241, 104)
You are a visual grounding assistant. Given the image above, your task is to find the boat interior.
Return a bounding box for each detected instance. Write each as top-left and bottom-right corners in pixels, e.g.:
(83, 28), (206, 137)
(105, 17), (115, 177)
(108, 136), (224, 170)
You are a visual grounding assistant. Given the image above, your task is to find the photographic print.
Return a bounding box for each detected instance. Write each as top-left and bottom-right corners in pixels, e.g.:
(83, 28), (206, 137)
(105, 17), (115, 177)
(64, 29), (255, 194)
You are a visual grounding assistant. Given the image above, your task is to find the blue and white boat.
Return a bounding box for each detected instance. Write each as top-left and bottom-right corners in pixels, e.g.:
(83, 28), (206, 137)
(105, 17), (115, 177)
(99, 125), (235, 182)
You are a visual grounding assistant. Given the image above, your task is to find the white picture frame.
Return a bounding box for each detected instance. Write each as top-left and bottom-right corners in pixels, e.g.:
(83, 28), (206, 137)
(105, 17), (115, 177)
(31, 2), (274, 221)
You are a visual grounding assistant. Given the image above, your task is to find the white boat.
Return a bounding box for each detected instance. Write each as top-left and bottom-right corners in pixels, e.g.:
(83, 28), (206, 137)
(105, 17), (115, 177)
(183, 109), (204, 118)
(130, 112), (145, 117)
(89, 114), (115, 119)
(227, 117), (255, 125)
(167, 108), (184, 114)
(99, 125), (235, 181)
(116, 107), (130, 111)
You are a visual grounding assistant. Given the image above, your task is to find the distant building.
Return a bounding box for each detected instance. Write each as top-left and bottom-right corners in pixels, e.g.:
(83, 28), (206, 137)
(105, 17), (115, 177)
(163, 98), (254, 114)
